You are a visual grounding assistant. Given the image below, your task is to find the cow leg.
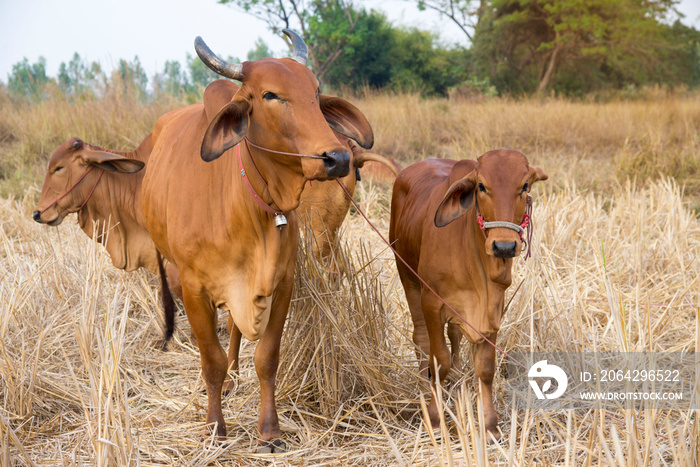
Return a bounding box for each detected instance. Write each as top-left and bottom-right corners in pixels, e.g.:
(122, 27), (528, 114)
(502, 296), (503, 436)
(223, 313), (242, 394)
(254, 283), (293, 453)
(447, 323), (462, 370)
(421, 293), (451, 429)
(474, 332), (499, 441)
(182, 285), (227, 438)
(404, 282), (430, 377)
(165, 262), (183, 301)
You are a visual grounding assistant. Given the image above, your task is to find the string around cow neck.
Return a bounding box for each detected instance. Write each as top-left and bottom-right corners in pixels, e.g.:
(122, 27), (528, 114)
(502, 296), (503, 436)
(39, 166), (106, 216)
(236, 141), (288, 229)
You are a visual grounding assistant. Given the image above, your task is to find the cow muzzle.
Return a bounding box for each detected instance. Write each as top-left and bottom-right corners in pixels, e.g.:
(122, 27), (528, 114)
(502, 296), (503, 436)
(32, 210), (63, 226)
(322, 150), (350, 179)
(492, 241), (517, 258)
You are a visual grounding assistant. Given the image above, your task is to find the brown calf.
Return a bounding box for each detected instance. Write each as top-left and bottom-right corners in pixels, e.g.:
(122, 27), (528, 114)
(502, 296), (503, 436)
(389, 150), (547, 439)
(32, 136), (180, 340)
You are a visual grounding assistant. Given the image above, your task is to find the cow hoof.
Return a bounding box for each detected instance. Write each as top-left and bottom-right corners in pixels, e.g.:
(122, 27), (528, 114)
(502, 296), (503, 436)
(486, 428), (502, 444)
(222, 377), (238, 395)
(256, 438), (286, 454)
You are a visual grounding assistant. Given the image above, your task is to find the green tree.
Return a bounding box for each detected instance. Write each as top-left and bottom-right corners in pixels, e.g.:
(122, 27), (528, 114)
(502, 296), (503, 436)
(154, 60), (189, 96)
(308, 2), (385, 87)
(57, 53), (105, 98)
(247, 38), (273, 60)
(218, 0), (359, 83)
(7, 57), (53, 101)
(187, 52), (222, 89)
(472, 0), (683, 94)
(389, 27), (468, 95)
(112, 56), (149, 101)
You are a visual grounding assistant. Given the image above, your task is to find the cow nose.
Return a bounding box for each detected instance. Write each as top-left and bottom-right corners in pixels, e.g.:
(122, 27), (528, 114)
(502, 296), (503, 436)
(493, 241), (517, 258)
(323, 150), (351, 178)
(32, 211), (42, 223)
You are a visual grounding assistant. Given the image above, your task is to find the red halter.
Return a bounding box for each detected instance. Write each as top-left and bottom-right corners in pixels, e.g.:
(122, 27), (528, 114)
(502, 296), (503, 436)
(475, 195), (534, 259)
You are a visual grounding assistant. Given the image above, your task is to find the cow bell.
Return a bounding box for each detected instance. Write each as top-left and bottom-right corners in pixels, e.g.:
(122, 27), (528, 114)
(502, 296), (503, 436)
(274, 213), (288, 230)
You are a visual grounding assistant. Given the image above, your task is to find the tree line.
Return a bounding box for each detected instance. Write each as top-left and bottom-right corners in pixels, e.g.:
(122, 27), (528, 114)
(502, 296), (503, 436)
(4, 0), (699, 101)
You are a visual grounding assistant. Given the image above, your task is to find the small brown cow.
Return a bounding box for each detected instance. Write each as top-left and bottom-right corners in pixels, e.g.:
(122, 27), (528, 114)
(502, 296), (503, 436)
(141, 30), (372, 451)
(32, 136), (180, 340)
(389, 150), (547, 439)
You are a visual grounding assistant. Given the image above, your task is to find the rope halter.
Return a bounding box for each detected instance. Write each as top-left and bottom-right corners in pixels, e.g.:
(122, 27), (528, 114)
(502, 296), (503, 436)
(38, 166), (105, 217)
(475, 195), (534, 260)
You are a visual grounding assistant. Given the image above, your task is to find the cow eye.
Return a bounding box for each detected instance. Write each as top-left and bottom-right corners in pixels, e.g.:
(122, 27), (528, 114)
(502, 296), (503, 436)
(52, 166), (64, 174)
(478, 182), (486, 193)
(263, 92), (281, 101)
(522, 183), (529, 193)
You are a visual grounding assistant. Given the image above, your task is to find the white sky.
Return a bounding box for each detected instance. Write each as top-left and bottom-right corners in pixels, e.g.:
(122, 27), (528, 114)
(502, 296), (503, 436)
(0, 0), (698, 83)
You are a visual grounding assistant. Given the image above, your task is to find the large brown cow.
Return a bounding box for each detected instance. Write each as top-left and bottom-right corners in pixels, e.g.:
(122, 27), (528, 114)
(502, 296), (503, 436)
(141, 30), (371, 451)
(199, 78), (397, 392)
(32, 136), (180, 340)
(389, 150), (547, 440)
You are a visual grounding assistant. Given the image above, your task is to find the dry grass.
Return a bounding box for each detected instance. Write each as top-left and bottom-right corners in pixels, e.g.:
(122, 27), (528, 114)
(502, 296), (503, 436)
(0, 90), (187, 197)
(2, 90), (700, 203)
(1, 174), (698, 465)
(350, 91), (700, 201)
(0, 91), (699, 464)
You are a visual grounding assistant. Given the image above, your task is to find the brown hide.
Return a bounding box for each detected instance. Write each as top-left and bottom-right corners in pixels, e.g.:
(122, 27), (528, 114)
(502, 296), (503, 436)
(142, 58), (364, 445)
(389, 150), (547, 439)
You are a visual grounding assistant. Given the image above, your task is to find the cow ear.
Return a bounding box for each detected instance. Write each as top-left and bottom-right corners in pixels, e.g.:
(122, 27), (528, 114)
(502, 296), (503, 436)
(201, 99), (250, 162)
(434, 173), (477, 228)
(80, 149), (145, 173)
(319, 94), (374, 149)
(529, 165), (548, 184)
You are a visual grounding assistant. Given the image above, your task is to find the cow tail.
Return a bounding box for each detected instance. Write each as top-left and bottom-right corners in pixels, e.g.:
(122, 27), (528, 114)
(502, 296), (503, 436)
(156, 251), (175, 350)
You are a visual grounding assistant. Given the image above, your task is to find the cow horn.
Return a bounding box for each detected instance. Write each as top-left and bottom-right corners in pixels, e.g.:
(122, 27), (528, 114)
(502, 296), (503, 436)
(194, 36), (244, 81)
(282, 28), (308, 65)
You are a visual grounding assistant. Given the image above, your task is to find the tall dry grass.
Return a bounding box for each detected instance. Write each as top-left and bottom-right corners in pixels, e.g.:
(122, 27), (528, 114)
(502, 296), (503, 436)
(1, 175), (698, 465)
(0, 90), (187, 197)
(2, 90), (699, 202)
(350, 91), (700, 202)
(0, 91), (699, 464)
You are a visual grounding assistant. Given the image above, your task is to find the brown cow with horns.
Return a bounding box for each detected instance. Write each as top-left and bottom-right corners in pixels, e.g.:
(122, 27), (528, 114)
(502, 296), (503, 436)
(390, 150), (547, 440)
(141, 30), (372, 452)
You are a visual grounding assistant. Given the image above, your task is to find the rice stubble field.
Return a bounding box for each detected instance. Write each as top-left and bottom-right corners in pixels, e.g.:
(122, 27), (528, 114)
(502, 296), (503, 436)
(0, 91), (699, 465)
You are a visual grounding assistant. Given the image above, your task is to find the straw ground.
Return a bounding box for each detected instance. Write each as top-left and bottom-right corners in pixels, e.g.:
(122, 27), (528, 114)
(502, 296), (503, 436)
(1, 91), (699, 464)
(1, 172), (698, 465)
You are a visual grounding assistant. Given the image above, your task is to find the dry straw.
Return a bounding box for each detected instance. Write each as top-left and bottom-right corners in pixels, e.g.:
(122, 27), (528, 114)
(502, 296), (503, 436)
(1, 172), (698, 465)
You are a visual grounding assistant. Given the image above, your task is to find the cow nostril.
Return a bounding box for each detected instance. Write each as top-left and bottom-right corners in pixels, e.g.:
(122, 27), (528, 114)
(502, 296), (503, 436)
(32, 211), (42, 223)
(323, 150), (350, 178)
(323, 154), (337, 171)
(493, 241), (517, 258)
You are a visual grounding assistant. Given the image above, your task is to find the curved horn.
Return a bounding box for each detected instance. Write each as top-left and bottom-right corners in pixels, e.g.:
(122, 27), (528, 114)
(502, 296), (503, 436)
(353, 152), (401, 177)
(194, 36), (244, 81)
(282, 29), (308, 65)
